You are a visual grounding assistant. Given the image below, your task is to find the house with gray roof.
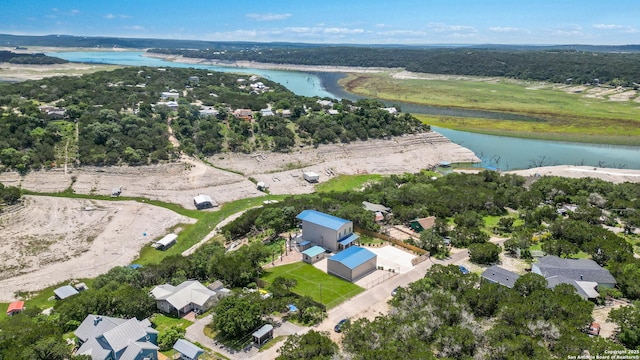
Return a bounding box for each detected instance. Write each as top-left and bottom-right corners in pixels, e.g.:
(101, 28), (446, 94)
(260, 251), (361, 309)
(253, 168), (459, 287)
(481, 265), (521, 288)
(151, 280), (227, 316)
(173, 339), (204, 360)
(545, 275), (600, 299)
(74, 314), (158, 360)
(531, 255), (617, 288)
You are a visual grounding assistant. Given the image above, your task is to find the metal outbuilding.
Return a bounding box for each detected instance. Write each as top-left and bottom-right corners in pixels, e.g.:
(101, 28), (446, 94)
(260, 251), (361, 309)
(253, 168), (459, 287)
(327, 246), (377, 282)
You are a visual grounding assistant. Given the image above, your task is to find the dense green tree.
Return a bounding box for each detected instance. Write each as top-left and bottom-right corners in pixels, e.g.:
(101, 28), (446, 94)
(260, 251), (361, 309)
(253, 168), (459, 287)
(213, 294), (262, 338)
(609, 301), (640, 349)
(469, 242), (502, 264)
(277, 330), (337, 360)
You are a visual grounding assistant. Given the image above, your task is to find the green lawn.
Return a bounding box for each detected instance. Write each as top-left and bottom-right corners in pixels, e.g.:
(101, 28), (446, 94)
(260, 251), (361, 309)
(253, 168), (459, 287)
(150, 313), (191, 332)
(261, 262), (364, 309)
(315, 174), (383, 193)
(341, 72), (640, 145)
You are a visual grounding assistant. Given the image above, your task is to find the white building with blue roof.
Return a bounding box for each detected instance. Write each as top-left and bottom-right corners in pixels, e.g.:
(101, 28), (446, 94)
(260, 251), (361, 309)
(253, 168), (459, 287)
(296, 210), (358, 252)
(327, 246), (377, 282)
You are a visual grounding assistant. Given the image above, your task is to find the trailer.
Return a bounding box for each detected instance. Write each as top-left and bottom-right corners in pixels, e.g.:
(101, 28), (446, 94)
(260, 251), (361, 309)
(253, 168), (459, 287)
(303, 171), (319, 183)
(153, 234), (178, 250)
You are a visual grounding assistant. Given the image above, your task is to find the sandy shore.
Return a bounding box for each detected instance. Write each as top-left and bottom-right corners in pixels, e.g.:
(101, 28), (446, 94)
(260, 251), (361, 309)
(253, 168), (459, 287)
(506, 165), (640, 184)
(143, 52), (395, 74)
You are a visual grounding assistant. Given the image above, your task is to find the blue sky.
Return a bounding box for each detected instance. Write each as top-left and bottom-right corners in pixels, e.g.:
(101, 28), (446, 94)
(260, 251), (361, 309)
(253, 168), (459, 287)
(2, 0), (638, 45)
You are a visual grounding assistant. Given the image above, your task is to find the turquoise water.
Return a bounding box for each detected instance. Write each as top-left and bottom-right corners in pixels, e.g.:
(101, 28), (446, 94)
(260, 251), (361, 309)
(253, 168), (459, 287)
(49, 51), (336, 98)
(50, 51), (640, 170)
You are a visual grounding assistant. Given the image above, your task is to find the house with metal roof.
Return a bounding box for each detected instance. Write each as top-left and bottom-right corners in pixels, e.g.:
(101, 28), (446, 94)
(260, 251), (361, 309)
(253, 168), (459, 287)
(150, 280), (224, 316)
(173, 339), (204, 360)
(296, 210), (357, 252)
(481, 265), (520, 288)
(74, 314), (158, 360)
(54, 285), (79, 300)
(302, 245), (326, 264)
(531, 255), (617, 288)
(327, 246), (377, 282)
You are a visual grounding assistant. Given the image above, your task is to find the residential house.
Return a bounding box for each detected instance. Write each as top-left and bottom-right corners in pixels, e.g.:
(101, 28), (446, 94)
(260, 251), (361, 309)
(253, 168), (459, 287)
(326, 109), (340, 115)
(296, 210), (358, 252)
(150, 280), (226, 316)
(327, 246), (377, 282)
(545, 275), (600, 300)
(481, 265), (520, 288)
(532, 255), (617, 288)
(260, 108), (275, 117)
(74, 314), (159, 360)
(161, 91), (180, 100)
(409, 216), (437, 233)
(232, 109), (253, 121)
(173, 339), (204, 360)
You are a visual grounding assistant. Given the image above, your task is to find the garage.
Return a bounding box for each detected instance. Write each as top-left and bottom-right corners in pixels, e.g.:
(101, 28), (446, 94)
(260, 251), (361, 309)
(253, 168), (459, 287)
(327, 246), (377, 282)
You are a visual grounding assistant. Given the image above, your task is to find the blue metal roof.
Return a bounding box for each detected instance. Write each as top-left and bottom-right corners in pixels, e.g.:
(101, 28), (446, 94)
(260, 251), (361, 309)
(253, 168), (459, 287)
(302, 246), (325, 257)
(338, 233), (360, 246)
(287, 304), (298, 312)
(298, 240), (311, 246)
(329, 246), (376, 270)
(296, 210), (350, 231)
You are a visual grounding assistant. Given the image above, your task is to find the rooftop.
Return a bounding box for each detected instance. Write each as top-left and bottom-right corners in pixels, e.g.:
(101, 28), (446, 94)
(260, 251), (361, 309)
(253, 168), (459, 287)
(481, 265), (520, 288)
(296, 210), (350, 231)
(173, 339), (204, 359)
(302, 245), (325, 257)
(329, 246), (376, 269)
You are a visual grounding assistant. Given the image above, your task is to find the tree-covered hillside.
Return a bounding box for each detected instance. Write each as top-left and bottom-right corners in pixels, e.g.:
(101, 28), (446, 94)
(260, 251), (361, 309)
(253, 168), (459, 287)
(0, 67), (427, 172)
(150, 47), (640, 86)
(0, 50), (68, 65)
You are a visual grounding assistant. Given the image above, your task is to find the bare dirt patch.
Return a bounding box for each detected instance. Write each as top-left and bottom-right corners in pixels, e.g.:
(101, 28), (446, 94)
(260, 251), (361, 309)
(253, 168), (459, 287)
(507, 165), (640, 184)
(211, 132), (480, 196)
(0, 195), (194, 301)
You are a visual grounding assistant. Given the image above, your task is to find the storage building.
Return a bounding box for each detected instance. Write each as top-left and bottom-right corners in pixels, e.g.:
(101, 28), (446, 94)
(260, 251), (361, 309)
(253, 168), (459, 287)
(327, 246), (377, 282)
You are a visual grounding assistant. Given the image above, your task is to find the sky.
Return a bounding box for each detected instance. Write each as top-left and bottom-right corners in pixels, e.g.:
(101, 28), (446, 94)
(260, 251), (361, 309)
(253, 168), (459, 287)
(1, 0), (639, 45)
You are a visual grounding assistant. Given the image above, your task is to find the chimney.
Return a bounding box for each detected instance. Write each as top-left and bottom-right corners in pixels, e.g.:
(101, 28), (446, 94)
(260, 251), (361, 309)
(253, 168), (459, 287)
(580, 275), (583, 280)
(94, 316), (102, 325)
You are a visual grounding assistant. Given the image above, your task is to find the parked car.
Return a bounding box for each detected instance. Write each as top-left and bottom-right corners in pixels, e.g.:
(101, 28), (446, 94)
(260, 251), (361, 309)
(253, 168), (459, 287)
(458, 265), (470, 275)
(391, 287), (400, 296)
(334, 319), (348, 333)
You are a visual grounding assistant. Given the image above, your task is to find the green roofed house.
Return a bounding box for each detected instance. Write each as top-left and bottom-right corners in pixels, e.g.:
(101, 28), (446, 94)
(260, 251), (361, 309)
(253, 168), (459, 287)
(302, 245), (326, 264)
(327, 246), (377, 282)
(409, 216), (436, 233)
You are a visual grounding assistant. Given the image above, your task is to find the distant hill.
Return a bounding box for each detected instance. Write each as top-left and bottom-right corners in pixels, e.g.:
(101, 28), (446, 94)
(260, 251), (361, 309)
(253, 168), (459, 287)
(1, 33), (639, 52)
(0, 50), (67, 64)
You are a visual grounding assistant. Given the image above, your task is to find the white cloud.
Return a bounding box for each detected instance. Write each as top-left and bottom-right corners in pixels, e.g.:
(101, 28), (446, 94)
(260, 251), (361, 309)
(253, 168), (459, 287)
(593, 24), (624, 30)
(429, 22), (477, 34)
(283, 26), (364, 35)
(105, 13), (131, 20)
(125, 25), (145, 31)
(593, 23), (638, 33)
(69, 9), (80, 16)
(489, 26), (524, 33)
(377, 29), (427, 37)
(246, 13), (292, 21)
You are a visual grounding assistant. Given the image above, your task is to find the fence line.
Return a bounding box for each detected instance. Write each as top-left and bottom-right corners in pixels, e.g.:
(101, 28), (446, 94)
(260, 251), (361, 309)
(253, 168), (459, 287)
(355, 225), (428, 256)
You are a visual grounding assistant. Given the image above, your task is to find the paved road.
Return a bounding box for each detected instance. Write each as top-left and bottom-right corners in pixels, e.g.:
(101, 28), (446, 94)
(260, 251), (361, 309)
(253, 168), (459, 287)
(186, 248), (469, 359)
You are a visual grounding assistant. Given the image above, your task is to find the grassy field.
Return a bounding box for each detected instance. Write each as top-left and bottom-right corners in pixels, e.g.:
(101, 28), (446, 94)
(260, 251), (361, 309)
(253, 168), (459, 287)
(315, 174), (383, 193)
(261, 262), (364, 309)
(340, 72), (640, 145)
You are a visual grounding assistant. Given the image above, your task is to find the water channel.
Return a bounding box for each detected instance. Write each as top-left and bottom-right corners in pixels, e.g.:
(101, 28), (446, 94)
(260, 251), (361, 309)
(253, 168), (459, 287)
(50, 51), (640, 170)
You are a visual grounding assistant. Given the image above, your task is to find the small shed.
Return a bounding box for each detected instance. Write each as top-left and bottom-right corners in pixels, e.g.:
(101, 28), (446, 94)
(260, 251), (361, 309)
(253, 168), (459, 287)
(298, 240), (312, 251)
(302, 246), (325, 264)
(54, 285), (79, 300)
(6, 301), (25, 316)
(154, 234), (178, 251)
(173, 339), (204, 360)
(194, 194), (217, 210)
(252, 324), (274, 345)
(74, 282), (89, 292)
(303, 171), (319, 183)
